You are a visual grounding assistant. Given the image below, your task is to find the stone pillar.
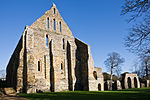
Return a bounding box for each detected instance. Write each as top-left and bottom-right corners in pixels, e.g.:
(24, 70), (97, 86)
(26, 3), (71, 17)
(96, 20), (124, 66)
(131, 77), (135, 88)
(146, 80), (150, 87)
(70, 43), (77, 91)
(116, 80), (122, 90)
(26, 27), (36, 94)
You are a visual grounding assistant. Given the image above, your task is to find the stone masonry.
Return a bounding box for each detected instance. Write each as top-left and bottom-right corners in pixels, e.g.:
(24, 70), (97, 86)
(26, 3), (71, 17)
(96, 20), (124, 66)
(6, 4), (104, 93)
(121, 73), (140, 89)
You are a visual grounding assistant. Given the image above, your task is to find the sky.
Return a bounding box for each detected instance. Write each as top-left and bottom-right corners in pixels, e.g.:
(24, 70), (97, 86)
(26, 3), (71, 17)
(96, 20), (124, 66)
(0, 0), (138, 74)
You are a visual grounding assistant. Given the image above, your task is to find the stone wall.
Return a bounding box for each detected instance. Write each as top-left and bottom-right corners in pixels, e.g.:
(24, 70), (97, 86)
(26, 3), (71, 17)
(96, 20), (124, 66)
(31, 4), (73, 37)
(6, 35), (24, 90)
(113, 80), (122, 90)
(75, 39), (104, 91)
(94, 67), (104, 91)
(75, 38), (89, 91)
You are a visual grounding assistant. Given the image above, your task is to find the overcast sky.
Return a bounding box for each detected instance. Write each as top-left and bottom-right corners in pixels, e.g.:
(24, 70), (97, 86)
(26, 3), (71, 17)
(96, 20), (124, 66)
(0, 0), (138, 74)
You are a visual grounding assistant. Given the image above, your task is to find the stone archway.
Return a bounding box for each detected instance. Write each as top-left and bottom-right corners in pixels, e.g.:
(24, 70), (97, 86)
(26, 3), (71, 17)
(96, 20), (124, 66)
(98, 83), (101, 91)
(127, 77), (131, 88)
(134, 77), (138, 88)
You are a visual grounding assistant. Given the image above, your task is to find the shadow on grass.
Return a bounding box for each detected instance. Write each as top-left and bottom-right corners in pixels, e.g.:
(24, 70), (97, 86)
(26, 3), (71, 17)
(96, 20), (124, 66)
(18, 88), (150, 100)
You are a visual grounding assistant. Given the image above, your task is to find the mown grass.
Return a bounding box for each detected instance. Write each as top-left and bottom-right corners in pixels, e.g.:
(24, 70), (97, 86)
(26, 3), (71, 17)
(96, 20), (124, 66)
(18, 87), (150, 100)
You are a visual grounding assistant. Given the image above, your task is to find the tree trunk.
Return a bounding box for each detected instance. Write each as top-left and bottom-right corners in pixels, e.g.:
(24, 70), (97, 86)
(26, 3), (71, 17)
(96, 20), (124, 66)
(145, 61), (148, 79)
(110, 65), (113, 90)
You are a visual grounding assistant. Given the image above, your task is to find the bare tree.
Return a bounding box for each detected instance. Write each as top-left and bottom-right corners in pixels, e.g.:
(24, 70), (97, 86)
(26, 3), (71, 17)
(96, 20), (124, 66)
(141, 55), (150, 78)
(122, 0), (150, 55)
(131, 60), (144, 78)
(121, 0), (150, 22)
(132, 60), (139, 73)
(104, 52), (125, 90)
(125, 15), (150, 55)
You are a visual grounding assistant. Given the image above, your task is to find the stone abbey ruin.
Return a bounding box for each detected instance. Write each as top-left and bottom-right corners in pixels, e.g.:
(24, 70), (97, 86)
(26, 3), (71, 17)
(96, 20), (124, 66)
(4, 4), (150, 94)
(6, 4), (104, 93)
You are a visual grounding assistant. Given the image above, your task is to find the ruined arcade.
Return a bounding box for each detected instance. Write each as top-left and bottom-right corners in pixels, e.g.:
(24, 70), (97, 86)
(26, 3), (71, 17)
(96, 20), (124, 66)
(6, 4), (104, 93)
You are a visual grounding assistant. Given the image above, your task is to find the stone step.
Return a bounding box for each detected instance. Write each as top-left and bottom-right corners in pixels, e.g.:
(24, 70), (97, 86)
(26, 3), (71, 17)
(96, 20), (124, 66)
(0, 88), (17, 96)
(4, 88), (16, 96)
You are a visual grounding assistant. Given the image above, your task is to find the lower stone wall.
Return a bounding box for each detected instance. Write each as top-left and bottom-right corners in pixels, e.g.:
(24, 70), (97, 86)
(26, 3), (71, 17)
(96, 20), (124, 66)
(6, 36), (23, 90)
(75, 38), (89, 91)
(75, 38), (104, 91)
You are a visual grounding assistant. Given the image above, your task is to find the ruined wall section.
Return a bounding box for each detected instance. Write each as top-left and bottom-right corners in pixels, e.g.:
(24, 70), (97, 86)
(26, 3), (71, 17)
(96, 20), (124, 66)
(30, 4), (73, 37)
(75, 38), (104, 91)
(27, 25), (77, 92)
(75, 38), (89, 91)
(94, 67), (104, 91)
(6, 28), (30, 93)
(6, 35), (23, 89)
(6, 26), (36, 93)
(121, 73), (140, 89)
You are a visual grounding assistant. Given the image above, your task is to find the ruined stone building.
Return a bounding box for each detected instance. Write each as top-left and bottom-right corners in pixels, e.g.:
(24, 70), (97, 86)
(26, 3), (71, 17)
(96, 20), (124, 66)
(121, 73), (140, 89)
(6, 4), (104, 93)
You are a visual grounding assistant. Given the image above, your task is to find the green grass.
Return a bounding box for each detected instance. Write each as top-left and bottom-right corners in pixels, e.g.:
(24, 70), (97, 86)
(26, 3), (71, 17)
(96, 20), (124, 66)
(18, 88), (150, 100)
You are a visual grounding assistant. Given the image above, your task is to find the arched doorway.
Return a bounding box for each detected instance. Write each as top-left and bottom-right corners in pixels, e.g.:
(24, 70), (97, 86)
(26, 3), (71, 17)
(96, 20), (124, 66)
(127, 77), (131, 88)
(134, 77), (138, 88)
(98, 83), (101, 91)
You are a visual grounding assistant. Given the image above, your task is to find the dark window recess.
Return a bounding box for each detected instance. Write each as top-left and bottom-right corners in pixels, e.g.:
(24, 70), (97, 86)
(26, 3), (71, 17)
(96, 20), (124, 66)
(53, 19), (56, 31)
(47, 18), (49, 29)
(53, 8), (55, 14)
(46, 35), (48, 47)
(38, 61), (40, 71)
(59, 22), (61, 32)
(61, 63), (63, 70)
(63, 39), (65, 49)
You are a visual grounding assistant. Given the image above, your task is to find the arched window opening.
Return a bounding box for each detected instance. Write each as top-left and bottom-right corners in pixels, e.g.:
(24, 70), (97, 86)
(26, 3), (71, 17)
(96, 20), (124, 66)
(53, 8), (55, 14)
(53, 19), (56, 31)
(59, 22), (61, 32)
(63, 38), (65, 49)
(93, 71), (97, 80)
(38, 61), (40, 71)
(47, 18), (49, 29)
(46, 35), (48, 47)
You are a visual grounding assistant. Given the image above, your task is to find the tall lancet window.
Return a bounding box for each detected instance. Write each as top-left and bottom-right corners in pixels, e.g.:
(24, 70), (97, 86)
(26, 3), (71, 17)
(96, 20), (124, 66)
(59, 21), (61, 32)
(47, 18), (49, 29)
(46, 35), (48, 47)
(38, 61), (41, 71)
(53, 8), (55, 14)
(53, 19), (56, 31)
(63, 38), (65, 49)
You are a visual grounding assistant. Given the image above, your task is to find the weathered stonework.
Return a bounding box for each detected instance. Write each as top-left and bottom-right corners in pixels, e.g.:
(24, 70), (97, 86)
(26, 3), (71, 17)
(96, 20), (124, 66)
(6, 4), (104, 93)
(121, 73), (140, 89)
(104, 80), (114, 90)
(113, 80), (122, 90)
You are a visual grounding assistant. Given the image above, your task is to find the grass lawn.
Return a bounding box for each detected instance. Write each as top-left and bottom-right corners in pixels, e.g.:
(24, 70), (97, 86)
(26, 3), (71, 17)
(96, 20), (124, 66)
(18, 88), (150, 100)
